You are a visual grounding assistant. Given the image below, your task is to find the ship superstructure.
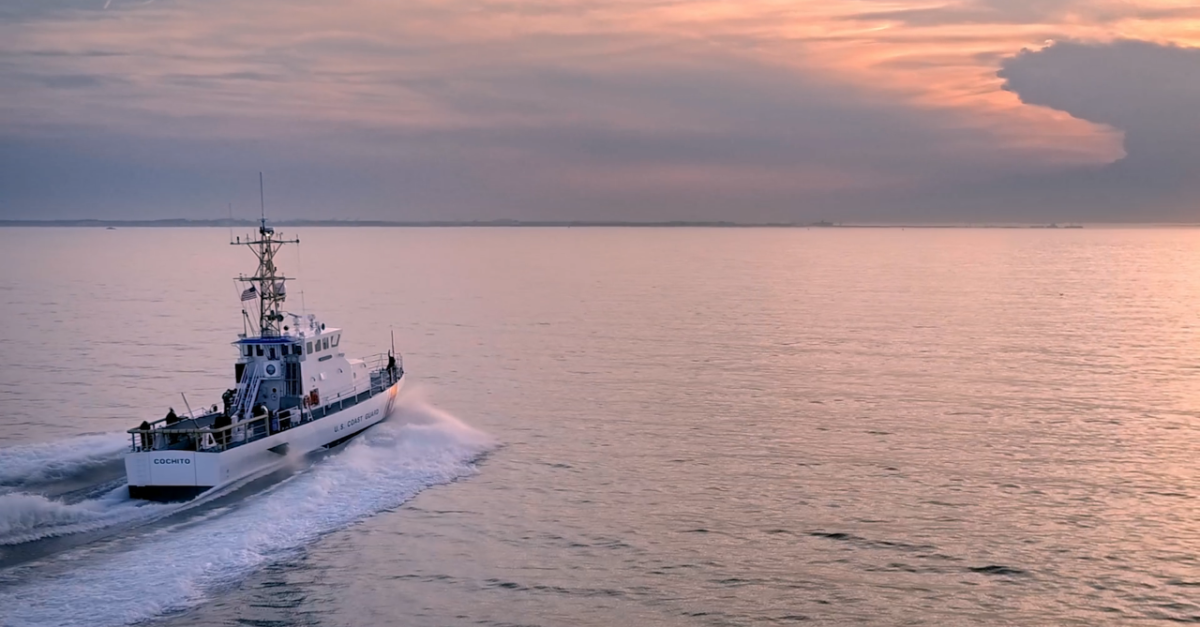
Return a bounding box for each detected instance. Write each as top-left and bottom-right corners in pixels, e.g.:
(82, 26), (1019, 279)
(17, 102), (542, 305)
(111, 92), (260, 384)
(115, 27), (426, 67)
(125, 212), (403, 501)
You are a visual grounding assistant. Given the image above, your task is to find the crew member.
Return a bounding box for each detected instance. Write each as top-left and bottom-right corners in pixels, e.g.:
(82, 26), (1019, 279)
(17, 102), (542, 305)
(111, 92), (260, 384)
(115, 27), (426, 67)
(212, 413), (232, 447)
(164, 408), (180, 445)
(221, 389), (235, 416)
(138, 421), (152, 449)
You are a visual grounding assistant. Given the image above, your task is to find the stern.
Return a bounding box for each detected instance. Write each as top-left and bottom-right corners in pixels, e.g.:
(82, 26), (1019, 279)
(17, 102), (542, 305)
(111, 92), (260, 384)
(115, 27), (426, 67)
(125, 450), (220, 502)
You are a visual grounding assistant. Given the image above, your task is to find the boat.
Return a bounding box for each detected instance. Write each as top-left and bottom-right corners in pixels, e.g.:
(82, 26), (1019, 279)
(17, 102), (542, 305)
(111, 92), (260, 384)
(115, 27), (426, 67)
(124, 212), (404, 501)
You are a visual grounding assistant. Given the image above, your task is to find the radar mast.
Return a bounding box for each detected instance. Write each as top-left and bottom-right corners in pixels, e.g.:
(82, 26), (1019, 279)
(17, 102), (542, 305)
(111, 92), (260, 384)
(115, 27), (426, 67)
(234, 173), (299, 338)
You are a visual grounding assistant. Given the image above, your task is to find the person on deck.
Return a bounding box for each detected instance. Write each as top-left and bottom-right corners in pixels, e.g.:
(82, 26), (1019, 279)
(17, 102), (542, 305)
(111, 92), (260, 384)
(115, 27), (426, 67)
(221, 389), (235, 416)
(212, 413), (232, 447)
(163, 408), (180, 445)
(138, 421), (152, 449)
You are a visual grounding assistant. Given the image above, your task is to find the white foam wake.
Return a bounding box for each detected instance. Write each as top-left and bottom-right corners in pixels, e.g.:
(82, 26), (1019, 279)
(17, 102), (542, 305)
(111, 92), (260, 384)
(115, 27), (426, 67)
(0, 487), (177, 546)
(0, 482), (145, 540)
(0, 433), (129, 487)
(0, 397), (495, 627)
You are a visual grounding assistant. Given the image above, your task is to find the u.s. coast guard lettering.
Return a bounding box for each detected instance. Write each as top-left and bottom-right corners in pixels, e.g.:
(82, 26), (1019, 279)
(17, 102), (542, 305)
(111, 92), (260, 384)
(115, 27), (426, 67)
(334, 408), (380, 433)
(123, 211), (406, 502)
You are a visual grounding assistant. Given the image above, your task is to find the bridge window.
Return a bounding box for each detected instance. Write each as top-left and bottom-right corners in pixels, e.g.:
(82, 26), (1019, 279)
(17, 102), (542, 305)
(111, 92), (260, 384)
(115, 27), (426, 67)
(331, 334), (340, 347)
(243, 346), (252, 357)
(322, 338), (329, 350)
(256, 346), (264, 357)
(269, 347), (277, 360)
(306, 341), (313, 354)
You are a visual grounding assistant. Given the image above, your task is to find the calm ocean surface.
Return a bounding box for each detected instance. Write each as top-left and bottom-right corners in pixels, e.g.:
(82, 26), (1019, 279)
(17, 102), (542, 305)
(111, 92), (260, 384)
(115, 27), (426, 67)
(0, 227), (1198, 626)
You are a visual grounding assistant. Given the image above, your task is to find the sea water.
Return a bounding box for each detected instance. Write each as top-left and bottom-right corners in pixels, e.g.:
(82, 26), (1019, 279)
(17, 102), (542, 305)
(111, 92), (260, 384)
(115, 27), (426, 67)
(1, 227), (1198, 626)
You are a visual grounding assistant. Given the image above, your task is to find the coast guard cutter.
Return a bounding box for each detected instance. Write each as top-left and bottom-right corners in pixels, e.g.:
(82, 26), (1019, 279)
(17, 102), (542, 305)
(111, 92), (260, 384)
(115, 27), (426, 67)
(125, 217), (403, 501)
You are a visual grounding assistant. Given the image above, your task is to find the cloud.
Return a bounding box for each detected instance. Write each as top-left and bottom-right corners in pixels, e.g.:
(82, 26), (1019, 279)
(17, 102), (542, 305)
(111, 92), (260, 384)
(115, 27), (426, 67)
(845, 0), (1200, 27)
(995, 39), (1200, 217)
(0, 0), (100, 22)
(0, 1), (1194, 221)
(1000, 39), (1200, 145)
(3, 49), (1052, 221)
(849, 0), (1080, 26)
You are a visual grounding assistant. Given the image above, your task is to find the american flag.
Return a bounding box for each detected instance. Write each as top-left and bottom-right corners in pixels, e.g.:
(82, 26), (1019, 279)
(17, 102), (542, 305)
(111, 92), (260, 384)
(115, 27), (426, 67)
(240, 284), (257, 301)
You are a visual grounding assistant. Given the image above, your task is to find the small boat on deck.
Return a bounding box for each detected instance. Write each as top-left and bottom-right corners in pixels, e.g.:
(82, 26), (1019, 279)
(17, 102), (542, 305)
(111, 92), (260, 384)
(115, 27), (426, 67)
(124, 215), (403, 501)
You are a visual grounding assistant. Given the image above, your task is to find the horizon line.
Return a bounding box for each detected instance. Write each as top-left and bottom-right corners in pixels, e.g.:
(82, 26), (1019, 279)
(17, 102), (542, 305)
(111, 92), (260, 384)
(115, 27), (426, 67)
(0, 218), (1129, 229)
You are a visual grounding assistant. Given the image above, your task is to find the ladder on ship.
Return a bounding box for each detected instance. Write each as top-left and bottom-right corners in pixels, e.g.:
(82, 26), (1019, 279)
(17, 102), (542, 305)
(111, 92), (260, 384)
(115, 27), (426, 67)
(236, 366), (262, 419)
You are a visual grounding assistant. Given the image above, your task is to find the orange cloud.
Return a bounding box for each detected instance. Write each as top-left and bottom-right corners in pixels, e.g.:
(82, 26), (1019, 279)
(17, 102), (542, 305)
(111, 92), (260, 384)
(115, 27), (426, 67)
(2, 0), (1199, 219)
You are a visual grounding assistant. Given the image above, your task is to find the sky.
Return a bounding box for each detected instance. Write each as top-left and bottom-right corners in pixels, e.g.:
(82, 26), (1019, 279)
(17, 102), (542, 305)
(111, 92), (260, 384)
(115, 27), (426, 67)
(1, 0), (1199, 223)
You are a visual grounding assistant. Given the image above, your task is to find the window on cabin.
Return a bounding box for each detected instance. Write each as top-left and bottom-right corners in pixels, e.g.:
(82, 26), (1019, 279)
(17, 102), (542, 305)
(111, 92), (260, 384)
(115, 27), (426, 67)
(269, 347), (277, 360)
(256, 346), (264, 357)
(323, 338), (329, 350)
(331, 335), (340, 347)
(306, 341), (313, 354)
(243, 346), (252, 357)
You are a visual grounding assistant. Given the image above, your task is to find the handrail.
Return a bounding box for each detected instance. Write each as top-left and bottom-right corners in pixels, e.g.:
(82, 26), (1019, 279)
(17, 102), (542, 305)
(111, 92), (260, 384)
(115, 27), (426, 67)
(126, 354), (403, 450)
(235, 367), (262, 419)
(361, 352), (404, 371)
(126, 374), (386, 436)
(126, 411), (280, 437)
(127, 408), (304, 452)
(131, 409), (222, 433)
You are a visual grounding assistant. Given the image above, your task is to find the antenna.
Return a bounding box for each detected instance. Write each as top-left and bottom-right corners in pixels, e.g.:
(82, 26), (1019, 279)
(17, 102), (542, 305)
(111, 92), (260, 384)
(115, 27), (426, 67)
(232, 171), (297, 338)
(259, 171), (266, 227)
(181, 392), (196, 419)
(391, 329), (396, 356)
(295, 230), (305, 315)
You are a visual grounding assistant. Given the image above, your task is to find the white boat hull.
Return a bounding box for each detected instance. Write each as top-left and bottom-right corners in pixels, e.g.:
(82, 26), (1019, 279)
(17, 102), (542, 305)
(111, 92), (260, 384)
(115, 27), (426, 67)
(126, 380), (401, 501)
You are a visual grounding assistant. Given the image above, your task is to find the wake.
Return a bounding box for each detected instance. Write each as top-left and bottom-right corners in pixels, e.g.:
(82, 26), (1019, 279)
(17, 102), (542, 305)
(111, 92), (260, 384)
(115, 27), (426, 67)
(0, 394), (495, 627)
(0, 487), (173, 547)
(0, 433), (129, 488)
(0, 432), (172, 547)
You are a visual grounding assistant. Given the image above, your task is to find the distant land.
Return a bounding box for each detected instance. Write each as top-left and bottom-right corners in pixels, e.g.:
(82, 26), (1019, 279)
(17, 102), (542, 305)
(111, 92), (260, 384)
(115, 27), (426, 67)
(0, 219), (1090, 229)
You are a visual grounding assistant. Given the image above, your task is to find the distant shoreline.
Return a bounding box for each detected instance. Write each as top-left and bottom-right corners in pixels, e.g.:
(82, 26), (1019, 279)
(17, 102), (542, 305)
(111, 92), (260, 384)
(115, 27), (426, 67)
(0, 219), (1097, 229)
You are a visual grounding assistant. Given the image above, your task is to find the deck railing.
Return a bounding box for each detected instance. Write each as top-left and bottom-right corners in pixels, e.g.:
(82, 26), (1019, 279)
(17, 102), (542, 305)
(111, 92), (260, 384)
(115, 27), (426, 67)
(127, 360), (402, 454)
(127, 408), (300, 454)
